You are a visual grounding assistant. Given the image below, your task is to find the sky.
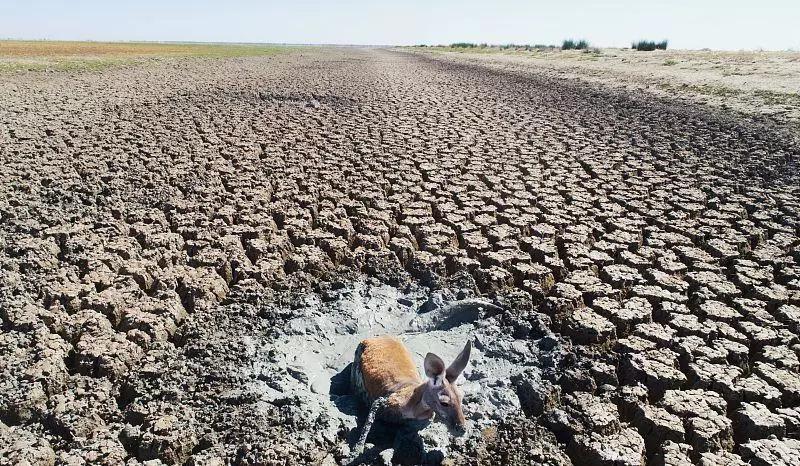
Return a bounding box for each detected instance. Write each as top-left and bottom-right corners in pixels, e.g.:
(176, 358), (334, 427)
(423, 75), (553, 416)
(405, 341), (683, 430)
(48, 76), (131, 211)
(1, 1), (799, 51)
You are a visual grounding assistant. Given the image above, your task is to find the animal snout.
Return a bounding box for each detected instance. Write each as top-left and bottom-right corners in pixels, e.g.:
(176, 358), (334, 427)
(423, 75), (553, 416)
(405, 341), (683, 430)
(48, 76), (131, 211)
(447, 412), (468, 435)
(448, 419), (468, 436)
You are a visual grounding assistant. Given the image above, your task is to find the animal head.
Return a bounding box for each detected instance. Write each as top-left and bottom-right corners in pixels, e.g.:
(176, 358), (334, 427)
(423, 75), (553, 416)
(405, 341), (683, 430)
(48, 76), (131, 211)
(421, 340), (472, 431)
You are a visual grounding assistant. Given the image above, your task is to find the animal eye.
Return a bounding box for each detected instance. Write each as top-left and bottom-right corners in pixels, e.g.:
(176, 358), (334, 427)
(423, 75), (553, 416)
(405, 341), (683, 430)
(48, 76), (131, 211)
(440, 401), (450, 407)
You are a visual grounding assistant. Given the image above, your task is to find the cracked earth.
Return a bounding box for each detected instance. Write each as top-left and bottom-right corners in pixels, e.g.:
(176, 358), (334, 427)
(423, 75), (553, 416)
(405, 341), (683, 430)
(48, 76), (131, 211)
(1, 48), (799, 465)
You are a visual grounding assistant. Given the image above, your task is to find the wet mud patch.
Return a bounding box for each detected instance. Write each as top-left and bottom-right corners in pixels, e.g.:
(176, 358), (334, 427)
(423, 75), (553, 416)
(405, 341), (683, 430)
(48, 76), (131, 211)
(247, 281), (554, 463)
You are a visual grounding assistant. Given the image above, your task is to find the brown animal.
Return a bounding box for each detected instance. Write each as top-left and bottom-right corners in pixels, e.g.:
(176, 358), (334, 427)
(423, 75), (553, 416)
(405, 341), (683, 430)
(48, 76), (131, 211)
(349, 335), (472, 458)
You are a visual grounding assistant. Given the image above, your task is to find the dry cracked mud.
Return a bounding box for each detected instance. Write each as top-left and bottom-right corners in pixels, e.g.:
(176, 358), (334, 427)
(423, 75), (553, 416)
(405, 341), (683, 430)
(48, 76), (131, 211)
(415, 49), (800, 135)
(1, 47), (799, 465)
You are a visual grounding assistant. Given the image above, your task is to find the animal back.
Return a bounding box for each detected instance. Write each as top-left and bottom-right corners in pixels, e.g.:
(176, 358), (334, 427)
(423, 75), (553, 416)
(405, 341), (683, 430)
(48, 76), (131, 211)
(356, 336), (421, 401)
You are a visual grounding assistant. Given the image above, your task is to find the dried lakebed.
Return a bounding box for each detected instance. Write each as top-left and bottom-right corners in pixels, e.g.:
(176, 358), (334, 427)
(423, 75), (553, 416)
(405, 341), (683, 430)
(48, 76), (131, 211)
(1, 48), (800, 465)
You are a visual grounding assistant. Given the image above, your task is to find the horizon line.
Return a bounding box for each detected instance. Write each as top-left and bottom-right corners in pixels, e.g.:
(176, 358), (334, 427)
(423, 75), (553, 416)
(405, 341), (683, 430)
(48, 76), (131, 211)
(1, 37), (798, 53)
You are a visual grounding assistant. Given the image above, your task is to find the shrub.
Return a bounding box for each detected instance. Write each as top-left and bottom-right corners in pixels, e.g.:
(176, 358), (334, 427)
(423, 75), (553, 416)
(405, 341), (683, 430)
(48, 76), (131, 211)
(632, 40), (668, 51)
(450, 42), (477, 48)
(497, 43), (558, 51)
(562, 39), (589, 50)
(632, 40), (655, 51)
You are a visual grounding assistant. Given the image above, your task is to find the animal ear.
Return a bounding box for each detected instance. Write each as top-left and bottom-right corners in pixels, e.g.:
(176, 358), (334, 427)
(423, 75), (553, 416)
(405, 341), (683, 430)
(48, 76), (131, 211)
(446, 339), (472, 383)
(424, 352), (446, 381)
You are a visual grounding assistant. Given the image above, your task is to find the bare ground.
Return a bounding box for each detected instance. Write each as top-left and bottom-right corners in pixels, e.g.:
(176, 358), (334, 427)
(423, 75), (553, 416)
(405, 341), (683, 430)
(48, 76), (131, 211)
(1, 48), (799, 465)
(415, 48), (800, 134)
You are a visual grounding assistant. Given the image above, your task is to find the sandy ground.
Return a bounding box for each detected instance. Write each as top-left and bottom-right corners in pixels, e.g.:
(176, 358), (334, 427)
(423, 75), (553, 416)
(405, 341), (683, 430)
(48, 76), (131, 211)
(414, 48), (800, 133)
(1, 47), (799, 465)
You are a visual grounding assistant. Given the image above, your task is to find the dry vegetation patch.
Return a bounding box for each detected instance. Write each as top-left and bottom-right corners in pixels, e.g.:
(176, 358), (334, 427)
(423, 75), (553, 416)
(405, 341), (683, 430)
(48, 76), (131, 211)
(0, 40), (286, 72)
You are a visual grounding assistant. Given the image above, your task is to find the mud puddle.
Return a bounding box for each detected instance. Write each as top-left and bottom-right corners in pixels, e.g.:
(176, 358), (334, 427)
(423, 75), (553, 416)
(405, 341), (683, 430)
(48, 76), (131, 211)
(245, 281), (547, 463)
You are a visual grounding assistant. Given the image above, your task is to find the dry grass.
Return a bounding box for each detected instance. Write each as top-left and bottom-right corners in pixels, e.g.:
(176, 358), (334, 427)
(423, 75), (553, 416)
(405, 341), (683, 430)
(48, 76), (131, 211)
(0, 40), (286, 72)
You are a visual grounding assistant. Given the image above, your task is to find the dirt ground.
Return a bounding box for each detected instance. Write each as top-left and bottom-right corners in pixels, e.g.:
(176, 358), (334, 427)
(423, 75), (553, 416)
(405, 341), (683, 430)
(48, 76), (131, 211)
(415, 47), (800, 134)
(1, 47), (799, 465)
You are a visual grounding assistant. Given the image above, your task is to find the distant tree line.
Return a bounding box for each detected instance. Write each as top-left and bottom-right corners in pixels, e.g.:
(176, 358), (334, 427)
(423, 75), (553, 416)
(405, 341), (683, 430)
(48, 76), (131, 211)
(416, 38), (669, 52)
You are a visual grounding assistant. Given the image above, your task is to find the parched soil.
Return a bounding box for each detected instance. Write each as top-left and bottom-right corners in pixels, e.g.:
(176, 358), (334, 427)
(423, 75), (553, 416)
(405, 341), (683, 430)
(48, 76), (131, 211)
(416, 48), (800, 132)
(1, 48), (799, 465)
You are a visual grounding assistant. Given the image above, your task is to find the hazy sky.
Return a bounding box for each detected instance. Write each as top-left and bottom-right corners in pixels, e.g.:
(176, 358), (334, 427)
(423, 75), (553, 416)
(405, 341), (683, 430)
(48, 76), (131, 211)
(2, 1), (798, 50)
